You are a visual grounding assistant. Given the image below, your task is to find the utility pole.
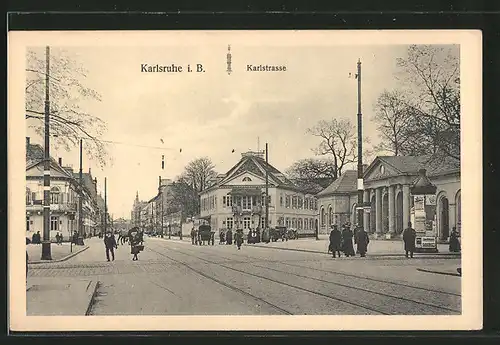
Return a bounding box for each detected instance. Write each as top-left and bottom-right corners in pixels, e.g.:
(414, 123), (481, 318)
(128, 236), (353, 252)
(78, 138), (84, 245)
(41, 46), (52, 260)
(356, 58), (364, 229)
(159, 176), (164, 238)
(104, 177), (107, 234)
(265, 143), (269, 232)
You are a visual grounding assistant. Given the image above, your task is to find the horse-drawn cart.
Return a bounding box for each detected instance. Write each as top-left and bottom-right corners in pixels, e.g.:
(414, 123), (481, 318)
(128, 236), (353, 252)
(198, 224), (215, 245)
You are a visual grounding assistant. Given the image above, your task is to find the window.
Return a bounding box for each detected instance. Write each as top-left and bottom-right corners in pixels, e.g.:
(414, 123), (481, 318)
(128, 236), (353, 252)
(321, 207), (325, 226)
(223, 196), (226, 206)
(226, 217), (233, 229)
(50, 187), (60, 204)
(292, 196), (297, 209)
(261, 217), (266, 229)
(305, 198), (309, 210)
(329, 206), (333, 226)
(285, 196), (290, 208)
(243, 217), (251, 229)
(298, 197), (303, 209)
(298, 218), (303, 230)
(226, 195), (233, 207)
(26, 188), (32, 204)
(50, 216), (59, 231)
(278, 217), (284, 226)
(380, 165), (385, 174)
(285, 218), (290, 228)
(292, 218), (297, 228)
(242, 196), (251, 210)
(26, 216), (30, 231)
(280, 194), (283, 207)
(242, 177), (252, 182)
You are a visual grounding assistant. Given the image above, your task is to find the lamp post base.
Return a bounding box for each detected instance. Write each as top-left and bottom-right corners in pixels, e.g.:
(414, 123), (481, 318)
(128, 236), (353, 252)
(41, 241), (52, 260)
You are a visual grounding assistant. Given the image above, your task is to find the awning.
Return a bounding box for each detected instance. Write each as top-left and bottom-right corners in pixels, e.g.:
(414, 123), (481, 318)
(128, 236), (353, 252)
(229, 187), (262, 196)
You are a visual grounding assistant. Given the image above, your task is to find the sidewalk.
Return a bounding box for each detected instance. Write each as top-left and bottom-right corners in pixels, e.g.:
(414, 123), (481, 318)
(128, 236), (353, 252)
(26, 277), (99, 315)
(249, 236), (460, 257)
(27, 242), (89, 264)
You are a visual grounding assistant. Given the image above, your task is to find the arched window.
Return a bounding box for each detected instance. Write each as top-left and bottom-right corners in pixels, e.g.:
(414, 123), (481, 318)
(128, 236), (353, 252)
(320, 207), (325, 226)
(328, 206), (333, 227)
(50, 187), (60, 204)
(242, 177), (252, 182)
(26, 187), (32, 204)
(455, 190), (461, 234)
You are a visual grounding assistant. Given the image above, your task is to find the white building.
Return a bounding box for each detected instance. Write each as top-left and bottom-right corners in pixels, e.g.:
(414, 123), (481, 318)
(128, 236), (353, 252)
(199, 151), (318, 236)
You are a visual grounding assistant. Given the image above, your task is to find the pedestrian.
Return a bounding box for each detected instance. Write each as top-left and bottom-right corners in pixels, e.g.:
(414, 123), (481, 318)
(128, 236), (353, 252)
(354, 225), (370, 257)
(402, 222), (417, 258)
(341, 225), (355, 257)
(226, 229), (233, 245)
(449, 227), (461, 252)
(104, 231), (117, 262)
(235, 229), (243, 250)
(129, 228), (143, 261)
(191, 227), (196, 245)
(72, 231), (78, 245)
(329, 225), (342, 258)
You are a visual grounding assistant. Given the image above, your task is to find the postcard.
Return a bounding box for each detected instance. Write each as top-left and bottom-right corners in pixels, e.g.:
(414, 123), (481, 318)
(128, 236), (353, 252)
(8, 30), (482, 331)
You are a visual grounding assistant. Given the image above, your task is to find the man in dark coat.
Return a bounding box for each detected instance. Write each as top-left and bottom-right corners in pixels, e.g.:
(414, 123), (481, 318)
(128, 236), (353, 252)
(449, 227), (461, 252)
(104, 231), (117, 261)
(329, 225), (342, 258)
(402, 222), (417, 258)
(342, 225), (355, 257)
(354, 225), (369, 257)
(226, 229), (233, 245)
(235, 229), (243, 250)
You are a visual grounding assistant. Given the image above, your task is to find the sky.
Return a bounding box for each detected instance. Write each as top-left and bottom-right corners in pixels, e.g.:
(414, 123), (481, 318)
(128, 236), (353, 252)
(26, 44), (410, 219)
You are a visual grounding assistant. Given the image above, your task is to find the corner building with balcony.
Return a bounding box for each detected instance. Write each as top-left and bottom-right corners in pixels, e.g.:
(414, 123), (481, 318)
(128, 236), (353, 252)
(199, 151), (318, 237)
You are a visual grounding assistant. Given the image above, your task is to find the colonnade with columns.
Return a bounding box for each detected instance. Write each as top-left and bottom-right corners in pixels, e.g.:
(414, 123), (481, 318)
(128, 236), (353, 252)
(362, 183), (412, 235)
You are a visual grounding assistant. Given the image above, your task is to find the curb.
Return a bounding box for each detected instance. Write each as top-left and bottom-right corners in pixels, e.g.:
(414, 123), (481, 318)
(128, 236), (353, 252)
(28, 245), (89, 265)
(249, 243), (461, 258)
(417, 268), (461, 277)
(85, 281), (100, 316)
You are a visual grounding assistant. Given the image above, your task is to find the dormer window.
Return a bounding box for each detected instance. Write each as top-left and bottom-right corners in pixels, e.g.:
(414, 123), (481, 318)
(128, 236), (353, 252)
(380, 165), (385, 174)
(242, 177), (252, 182)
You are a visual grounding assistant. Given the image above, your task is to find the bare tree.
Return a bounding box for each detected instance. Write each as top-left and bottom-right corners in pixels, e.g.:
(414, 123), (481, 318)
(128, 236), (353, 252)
(372, 90), (417, 156)
(307, 119), (357, 179)
(25, 48), (109, 167)
(395, 44), (460, 162)
(182, 157), (217, 193)
(285, 158), (336, 194)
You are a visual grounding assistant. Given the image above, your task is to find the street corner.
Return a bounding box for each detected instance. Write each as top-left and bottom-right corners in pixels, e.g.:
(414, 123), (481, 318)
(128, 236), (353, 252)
(26, 278), (100, 316)
(28, 244), (90, 265)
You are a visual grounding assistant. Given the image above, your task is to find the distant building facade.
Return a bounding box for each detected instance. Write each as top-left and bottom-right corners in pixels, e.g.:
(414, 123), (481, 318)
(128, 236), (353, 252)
(199, 151), (318, 236)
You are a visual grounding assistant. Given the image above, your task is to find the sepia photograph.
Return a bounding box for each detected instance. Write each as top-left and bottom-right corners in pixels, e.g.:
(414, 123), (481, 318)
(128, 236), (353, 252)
(8, 30), (481, 331)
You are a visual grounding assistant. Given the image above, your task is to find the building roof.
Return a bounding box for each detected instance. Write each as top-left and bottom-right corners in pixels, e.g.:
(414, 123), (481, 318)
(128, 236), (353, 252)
(365, 155), (460, 179)
(316, 170), (358, 197)
(213, 152), (298, 192)
(26, 142), (74, 179)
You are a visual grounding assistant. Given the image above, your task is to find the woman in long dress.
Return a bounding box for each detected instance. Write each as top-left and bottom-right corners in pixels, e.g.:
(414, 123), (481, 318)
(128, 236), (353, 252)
(129, 228), (142, 261)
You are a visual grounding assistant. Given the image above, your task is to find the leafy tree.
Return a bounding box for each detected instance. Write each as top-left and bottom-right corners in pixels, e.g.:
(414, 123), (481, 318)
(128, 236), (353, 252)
(285, 158), (336, 194)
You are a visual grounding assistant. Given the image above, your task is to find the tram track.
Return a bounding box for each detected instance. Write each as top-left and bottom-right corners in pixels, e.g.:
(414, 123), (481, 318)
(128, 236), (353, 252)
(146, 245), (387, 315)
(156, 244), (460, 315)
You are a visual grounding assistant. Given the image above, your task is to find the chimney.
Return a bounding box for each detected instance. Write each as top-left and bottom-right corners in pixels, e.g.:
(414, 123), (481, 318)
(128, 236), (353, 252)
(58, 158), (62, 166)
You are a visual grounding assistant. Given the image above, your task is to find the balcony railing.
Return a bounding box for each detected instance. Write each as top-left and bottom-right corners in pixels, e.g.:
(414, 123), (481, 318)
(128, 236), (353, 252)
(26, 202), (78, 212)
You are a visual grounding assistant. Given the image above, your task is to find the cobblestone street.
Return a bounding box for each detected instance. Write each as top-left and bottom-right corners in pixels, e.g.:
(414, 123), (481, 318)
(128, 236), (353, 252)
(27, 237), (461, 315)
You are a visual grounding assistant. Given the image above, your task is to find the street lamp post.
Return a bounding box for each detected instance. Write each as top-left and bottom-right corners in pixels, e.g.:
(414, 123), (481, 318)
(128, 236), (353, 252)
(104, 177), (107, 234)
(356, 58), (365, 229)
(41, 46), (52, 260)
(265, 143), (269, 232)
(78, 138), (85, 245)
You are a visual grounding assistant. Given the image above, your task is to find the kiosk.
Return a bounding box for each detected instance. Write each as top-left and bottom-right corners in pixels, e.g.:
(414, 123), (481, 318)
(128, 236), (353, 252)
(410, 169), (438, 253)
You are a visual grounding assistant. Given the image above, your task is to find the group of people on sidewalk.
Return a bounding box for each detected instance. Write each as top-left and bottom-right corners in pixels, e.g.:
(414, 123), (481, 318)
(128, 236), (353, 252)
(103, 227), (144, 262)
(328, 223), (369, 258)
(328, 221), (438, 259)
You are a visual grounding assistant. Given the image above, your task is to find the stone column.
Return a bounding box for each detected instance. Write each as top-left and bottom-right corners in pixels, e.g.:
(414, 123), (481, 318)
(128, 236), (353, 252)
(388, 185), (395, 234)
(402, 184), (411, 228)
(363, 189), (370, 232)
(375, 188), (382, 233)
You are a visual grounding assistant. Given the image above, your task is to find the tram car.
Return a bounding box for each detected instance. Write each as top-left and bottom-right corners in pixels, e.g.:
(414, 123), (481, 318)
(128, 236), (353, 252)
(247, 228), (261, 244)
(198, 224), (215, 245)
